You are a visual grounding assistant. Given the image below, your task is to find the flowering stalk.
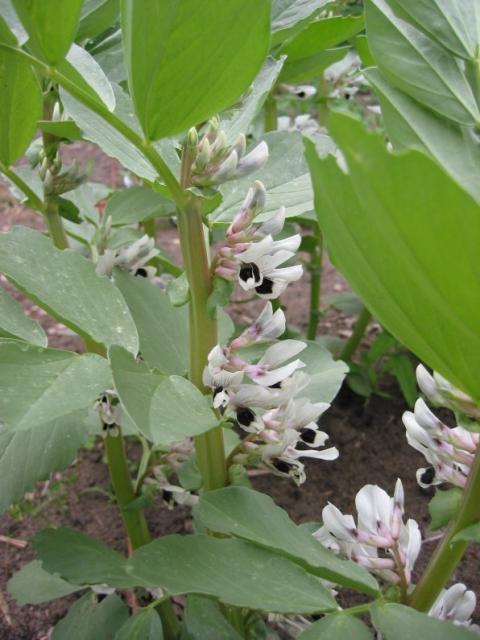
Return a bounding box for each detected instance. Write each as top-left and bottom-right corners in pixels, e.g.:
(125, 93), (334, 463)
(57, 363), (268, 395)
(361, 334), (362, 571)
(177, 145), (227, 491)
(410, 446), (480, 611)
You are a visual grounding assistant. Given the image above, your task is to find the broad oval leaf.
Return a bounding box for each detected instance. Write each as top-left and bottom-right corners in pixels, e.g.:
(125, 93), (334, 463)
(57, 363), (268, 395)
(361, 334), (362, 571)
(0, 340), (110, 431)
(7, 560), (83, 606)
(121, 0), (271, 139)
(116, 609), (164, 640)
(182, 595), (243, 640)
(0, 287), (46, 345)
(366, 68), (480, 204)
(394, 0), (480, 60)
(271, 0), (329, 48)
(452, 521), (480, 545)
(428, 488), (462, 531)
(280, 16), (365, 58)
(195, 486), (378, 595)
(60, 43), (115, 111)
(52, 592), (128, 640)
(0, 409), (91, 512)
(12, 0), (84, 64)
(371, 603), (479, 640)
(109, 346), (218, 446)
(127, 534), (337, 614)
(299, 613), (373, 639)
(34, 527), (134, 588)
(106, 187), (174, 226)
(365, 0), (480, 126)
(300, 341), (348, 403)
(0, 227), (139, 353)
(76, 0), (120, 42)
(0, 18), (41, 165)
(305, 113), (480, 403)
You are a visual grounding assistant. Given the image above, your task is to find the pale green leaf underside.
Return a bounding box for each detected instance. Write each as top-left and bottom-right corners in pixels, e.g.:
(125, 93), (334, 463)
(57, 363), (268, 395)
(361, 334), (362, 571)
(8, 560), (83, 605)
(0, 287), (46, 346)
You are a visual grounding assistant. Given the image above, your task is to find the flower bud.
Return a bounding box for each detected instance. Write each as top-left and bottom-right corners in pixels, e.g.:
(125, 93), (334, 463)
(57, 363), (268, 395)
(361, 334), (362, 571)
(187, 127), (198, 149)
(193, 138), (211, 172)
(233, 141), (269, 178)
(211, 149), (238, 182)
(231, 133), (247, 159)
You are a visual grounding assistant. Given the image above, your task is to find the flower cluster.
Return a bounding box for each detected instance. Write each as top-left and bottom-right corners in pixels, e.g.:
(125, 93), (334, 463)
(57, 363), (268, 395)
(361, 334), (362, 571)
(403, 366), (479, 488)
(188, 117), (268, 187)
(203, 303), (338, 485)
(313, 480), (421, 588)
(96, 235), (159, 281)
(94, 390), (121, 437)
(214, 181), (303, 299)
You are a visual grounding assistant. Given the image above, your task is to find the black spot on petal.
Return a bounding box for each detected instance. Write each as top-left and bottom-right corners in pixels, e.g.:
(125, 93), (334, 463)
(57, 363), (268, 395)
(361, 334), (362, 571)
(300, 428), (316, 444)
(239, 262), (261, 285)
(236, 407), (256, 427)
(272, 459), (291, 474)
(255, 278), (274, 295)
(420, 466), (436, 485)
(135, 267), (148, 278)
(269, 381), (282, 389)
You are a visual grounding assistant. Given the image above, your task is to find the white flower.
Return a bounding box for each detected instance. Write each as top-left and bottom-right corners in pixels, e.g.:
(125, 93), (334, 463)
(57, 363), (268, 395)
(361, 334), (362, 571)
(96, 235), (159, 280)
(245, 339), (306, 387)
(313, 480), (421, 586)
(416, 365), (480, 420)
(230, 303), (286, 349)
(429, 583), (479, 630)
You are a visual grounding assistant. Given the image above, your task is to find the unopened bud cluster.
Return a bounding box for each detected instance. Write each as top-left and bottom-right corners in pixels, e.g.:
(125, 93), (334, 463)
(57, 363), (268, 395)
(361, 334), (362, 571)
(187, 117), (268, 186)
(403, 365), (479, 488)
(203, 303), (338, 485)
(214, 180), (303, 299)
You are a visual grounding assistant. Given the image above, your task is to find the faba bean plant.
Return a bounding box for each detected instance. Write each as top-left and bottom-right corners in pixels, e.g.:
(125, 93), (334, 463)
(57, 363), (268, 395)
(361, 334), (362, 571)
(0, 0), (479, 638)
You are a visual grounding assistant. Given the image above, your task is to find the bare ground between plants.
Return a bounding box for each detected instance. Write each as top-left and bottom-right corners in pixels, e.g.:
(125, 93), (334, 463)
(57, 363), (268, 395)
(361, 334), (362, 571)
(0, 148), (479, 639)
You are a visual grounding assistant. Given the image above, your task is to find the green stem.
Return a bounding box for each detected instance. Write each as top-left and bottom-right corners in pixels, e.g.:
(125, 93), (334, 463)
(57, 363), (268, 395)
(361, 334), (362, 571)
(176, 199), (227, 491)
(45, 201), (69, 249)
(342, 602), (375, 616)
(306, 228), (323, 341)
(316, 75), (330, 127)
(339, 306), (372, 362)
(409, 447), (480, 612)
(105, 429), (179, 639)
(264, 93), (278, 132)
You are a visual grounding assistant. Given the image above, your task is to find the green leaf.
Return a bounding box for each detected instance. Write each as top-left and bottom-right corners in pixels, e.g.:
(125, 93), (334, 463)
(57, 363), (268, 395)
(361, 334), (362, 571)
(7, 560), (83, 605)
(0, 0), (27, 43)
(121, 0), (271, 139)
(366, 68), (480, 203)
(371, 602), (479, 640)
(0, 227), (139, 353)
(113, 270), (189, 375)
(0, 287), (46, 345)
(280, 16), (365, 58)
(91, 30), (126, 84)
(38, 119), (82, 141)
(59, 43), (115, 111)
(271, 0), (329, 47)
(181, 595), (243, 640)
(195, 486), (379, 595)
(34, 527), (134, 588)
(0, 409), (92, 512)
(105, 187), (174, 226)
(356, 34), (375, 66)
(278, 47), (349, 84)
(0, 19), (42, 165)
(12, 0), (84, 64)
(392, 0), (480, 60)
(388, 353), (417, 407)
(365, 0), (480, 126)
(127, 534), (337, 614)
(0, 340), (110, 431)
(221, 56), (285, 141)
(305, 112), (480, 403)
(167, 272), (190, 307)
(452, 521), (480, 544)
(212, 131), (314, 224)
(109, 346), (218, 446)
(299, 341), (348, 403)
(326, 291), (364, 316)
(115, 609), (163, 640)
(77, 0), (120, 42)
(60, 84), (158, 182)
(52, 592), (129, 640)
(299, 613), (373, 639)
(429, 488), (463, 531)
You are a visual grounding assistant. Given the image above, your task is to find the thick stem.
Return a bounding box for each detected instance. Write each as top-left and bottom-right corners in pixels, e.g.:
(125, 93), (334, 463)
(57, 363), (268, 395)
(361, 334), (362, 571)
(264, 94), (278, 132)
(105, 429), (179, 638)
(176, 200), (227, 490)
(306, 228), (323, 341)
(339, 306), (372, 362)
(409, 447), (480, 611)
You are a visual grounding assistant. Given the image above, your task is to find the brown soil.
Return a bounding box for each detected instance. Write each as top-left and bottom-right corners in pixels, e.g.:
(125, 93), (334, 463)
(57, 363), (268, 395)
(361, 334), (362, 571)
(0, 149), (478, 639)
